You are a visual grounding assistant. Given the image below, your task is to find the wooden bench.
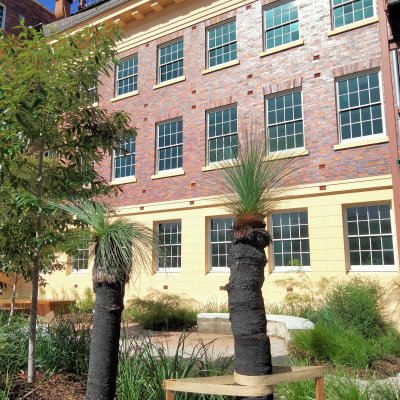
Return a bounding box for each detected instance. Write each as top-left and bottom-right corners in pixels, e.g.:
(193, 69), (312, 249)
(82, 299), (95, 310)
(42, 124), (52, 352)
(164, 365), (324, 399)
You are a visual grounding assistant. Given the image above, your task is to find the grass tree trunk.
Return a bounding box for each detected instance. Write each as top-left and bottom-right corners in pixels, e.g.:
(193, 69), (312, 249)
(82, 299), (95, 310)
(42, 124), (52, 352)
(85, 281), (125, 400)
(226, 219), (273, 400)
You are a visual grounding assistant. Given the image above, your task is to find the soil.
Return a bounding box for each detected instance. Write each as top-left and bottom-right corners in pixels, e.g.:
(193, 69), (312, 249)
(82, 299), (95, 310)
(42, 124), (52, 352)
(2, 357), (400, 399)
(6, 371), (85, 400)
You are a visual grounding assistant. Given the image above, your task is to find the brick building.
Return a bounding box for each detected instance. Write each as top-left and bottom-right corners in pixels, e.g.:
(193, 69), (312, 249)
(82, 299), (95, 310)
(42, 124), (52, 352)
(41, 0), (400, 304)
(0, 0), (54, 34)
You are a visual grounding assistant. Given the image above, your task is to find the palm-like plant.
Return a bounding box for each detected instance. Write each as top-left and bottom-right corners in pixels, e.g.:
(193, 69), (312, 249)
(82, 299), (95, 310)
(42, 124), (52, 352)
(218, 133), (293, 400)
(55, 199), (156, 400)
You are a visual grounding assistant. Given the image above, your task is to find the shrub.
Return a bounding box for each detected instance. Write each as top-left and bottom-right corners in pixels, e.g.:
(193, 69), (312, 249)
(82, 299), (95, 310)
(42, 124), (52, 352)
(36, 314), (92, 375)
(0, 312), (28, 374)
(323, 277), (386, 338)
(126, 291), (197, 331)
(116, 333), (232, 400)
(70, 287), (95, 314)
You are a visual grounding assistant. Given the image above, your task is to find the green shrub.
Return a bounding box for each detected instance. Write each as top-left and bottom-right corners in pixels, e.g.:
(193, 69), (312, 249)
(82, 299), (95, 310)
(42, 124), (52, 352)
(323, 277), (386, 338)
(36, 314), (92, 375)
(70, 287), (95, 314)
(117, 333), (232, 400)
(126, 291), (197, 331)
(0, 312), (28, 374)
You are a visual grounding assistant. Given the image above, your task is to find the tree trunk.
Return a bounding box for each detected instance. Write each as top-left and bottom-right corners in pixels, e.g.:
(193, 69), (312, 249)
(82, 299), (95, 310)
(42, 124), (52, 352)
(8, 274), (18, 325)
(28, 149), (44, 384)
(85, 281), (125, 400)
(226, 221), (273, 400)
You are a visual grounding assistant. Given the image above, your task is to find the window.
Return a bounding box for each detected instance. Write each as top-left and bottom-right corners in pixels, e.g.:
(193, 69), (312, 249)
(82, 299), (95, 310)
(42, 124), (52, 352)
(207, 20), (237, 68)
(264, 1), (299, 50)
(71, 244), (89, 273)
(207, 105), (238, 164)
(158, 40), (183, 83)
(209, 217), (234, 271)
(0, 4), (5, 31)
(332, 0), (374, 29)
(157, 119), (183, 173)
(113, 137), (136, 179)
(337, 72), (384, 142)
(346, 205), (395, 269)
(158, 222), (181, 271)
(272, 211), (310, 270)
(116, 56), (138, 96)
(266, 91), (304, 152)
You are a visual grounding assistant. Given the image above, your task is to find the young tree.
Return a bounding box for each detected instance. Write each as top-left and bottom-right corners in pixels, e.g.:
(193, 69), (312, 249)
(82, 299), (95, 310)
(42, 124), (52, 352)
(219, 133), (293, 400)
(54, 199), (156, 400)
(0, 24), (135, 382)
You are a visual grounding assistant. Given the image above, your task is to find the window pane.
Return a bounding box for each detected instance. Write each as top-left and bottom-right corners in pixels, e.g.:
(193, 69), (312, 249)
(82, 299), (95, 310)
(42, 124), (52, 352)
(210, 218), (234, 269)
(332, 0), (375, 28)
(159, 40), (184, 83)
(158, 222), (181, 270)
(272, 211), (310, 269)
(158, 120), (183, 172)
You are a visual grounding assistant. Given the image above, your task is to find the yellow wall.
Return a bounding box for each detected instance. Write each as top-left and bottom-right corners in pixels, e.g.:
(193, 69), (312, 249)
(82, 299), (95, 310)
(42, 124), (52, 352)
(41, 174), (399, 305)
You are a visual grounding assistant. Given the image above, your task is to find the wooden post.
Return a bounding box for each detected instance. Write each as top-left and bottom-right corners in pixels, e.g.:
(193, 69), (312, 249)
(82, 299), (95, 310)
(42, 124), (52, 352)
(315, 377), (324, 400)
(165, 389), (175, 400)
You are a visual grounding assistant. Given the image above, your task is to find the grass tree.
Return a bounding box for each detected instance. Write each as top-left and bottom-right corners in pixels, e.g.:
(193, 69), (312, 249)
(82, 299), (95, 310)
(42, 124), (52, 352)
(218, 133), (293, 400)
(54, 199), (156, 400)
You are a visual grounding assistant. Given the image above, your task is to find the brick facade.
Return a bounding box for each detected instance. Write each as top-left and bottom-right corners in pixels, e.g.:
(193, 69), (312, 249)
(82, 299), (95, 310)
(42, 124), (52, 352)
(94, 0), (391, 209)
(1, 0), (54, 34)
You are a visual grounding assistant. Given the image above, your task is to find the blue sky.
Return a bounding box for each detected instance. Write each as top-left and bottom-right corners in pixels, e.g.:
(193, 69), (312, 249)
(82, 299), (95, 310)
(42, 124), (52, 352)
(37, 0), (80, 12)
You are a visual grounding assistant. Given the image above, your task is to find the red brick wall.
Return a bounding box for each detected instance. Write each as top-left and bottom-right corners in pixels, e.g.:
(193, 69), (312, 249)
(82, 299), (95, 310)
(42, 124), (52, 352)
(96, 0), (390, 208)
(2, 0), (54, 34)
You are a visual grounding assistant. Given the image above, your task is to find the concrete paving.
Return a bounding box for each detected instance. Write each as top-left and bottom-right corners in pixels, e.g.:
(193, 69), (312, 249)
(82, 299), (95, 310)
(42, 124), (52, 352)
(122, 323), (288, 364)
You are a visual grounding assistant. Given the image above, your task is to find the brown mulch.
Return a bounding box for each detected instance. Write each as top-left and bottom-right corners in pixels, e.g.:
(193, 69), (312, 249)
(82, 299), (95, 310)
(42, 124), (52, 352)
(371, 355), (400, 379)
(6, 371), (85, 400)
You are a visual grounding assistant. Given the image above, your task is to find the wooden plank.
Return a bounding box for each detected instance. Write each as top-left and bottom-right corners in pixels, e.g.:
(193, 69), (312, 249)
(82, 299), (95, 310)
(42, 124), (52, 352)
(151, 1), (164, 11)
(164, 379), (273, 397)
(165, 390), (175, 400)
(234, 366), (324, 387)
(132, 10), (145, 19)
(316, 377), (324, 400)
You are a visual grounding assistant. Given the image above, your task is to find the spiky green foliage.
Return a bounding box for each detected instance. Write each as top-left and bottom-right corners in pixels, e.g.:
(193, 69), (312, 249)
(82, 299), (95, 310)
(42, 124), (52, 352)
(52, 198), (156, 284)
(218, 132), (294, 218)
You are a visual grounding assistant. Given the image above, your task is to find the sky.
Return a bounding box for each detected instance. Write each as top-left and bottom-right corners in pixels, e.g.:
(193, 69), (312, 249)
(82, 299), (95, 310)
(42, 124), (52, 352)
(37, 0), (81, 12)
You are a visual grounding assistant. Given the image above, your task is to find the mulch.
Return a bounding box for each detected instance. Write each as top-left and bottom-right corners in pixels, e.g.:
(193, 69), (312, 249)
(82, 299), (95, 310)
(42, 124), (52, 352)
(6, 371), (85, 400)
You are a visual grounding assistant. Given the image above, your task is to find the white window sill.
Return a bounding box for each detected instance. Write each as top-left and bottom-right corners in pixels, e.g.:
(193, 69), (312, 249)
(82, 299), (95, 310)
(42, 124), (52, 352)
(109, 176), (137, 185)
(210, 268), (230, 273)
(260, 39), (304, 58)
(157, 269), (181, 273)
(327, 16), (379, 37)
(151, 169), (185, 180)
(202, 60), (240, 75)
(153, 76), (186, 90)
(273, 266), (311, 273)
(334, 135), (388, 151)
(111, 91), (139, 102)
(266, 148), (309, 160)
(349, 266), (397, 273)
(71, 270), (89, 274)
(202, 160), (236, 172)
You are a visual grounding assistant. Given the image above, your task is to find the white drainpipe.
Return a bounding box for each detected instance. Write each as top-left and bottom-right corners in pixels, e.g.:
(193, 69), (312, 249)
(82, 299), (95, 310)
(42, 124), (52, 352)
(391, 49), (400, 139)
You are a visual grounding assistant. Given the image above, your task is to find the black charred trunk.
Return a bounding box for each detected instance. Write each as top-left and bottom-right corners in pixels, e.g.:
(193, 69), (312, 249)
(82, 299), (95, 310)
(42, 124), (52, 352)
(85, 281), (125, 400)
(226, 222), (273, 400)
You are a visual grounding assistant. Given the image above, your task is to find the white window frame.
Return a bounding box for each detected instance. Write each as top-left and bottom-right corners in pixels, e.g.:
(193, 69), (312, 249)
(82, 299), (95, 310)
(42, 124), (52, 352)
(112, 137), (136, 181)
(206, 104), (238, 166)
(71, 245), (89, 274)
(206, 19), (237, 69)
(265, 88), (305, 154)
(343, 203), (397, 272)
(115, 55), (138, 97)
(156, 118), (183, 174)
(336, 69), (386, 144)
(0, 3), (6, 31)
(208, 216), (234, 273)
(157, 221), (182, 273)
(158, 38), (184, 84)
(270, 209), (311, 273)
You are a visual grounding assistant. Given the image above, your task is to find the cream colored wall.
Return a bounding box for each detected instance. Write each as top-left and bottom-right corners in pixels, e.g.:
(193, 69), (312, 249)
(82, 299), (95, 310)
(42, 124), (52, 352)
(41, 175), (399, 305)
